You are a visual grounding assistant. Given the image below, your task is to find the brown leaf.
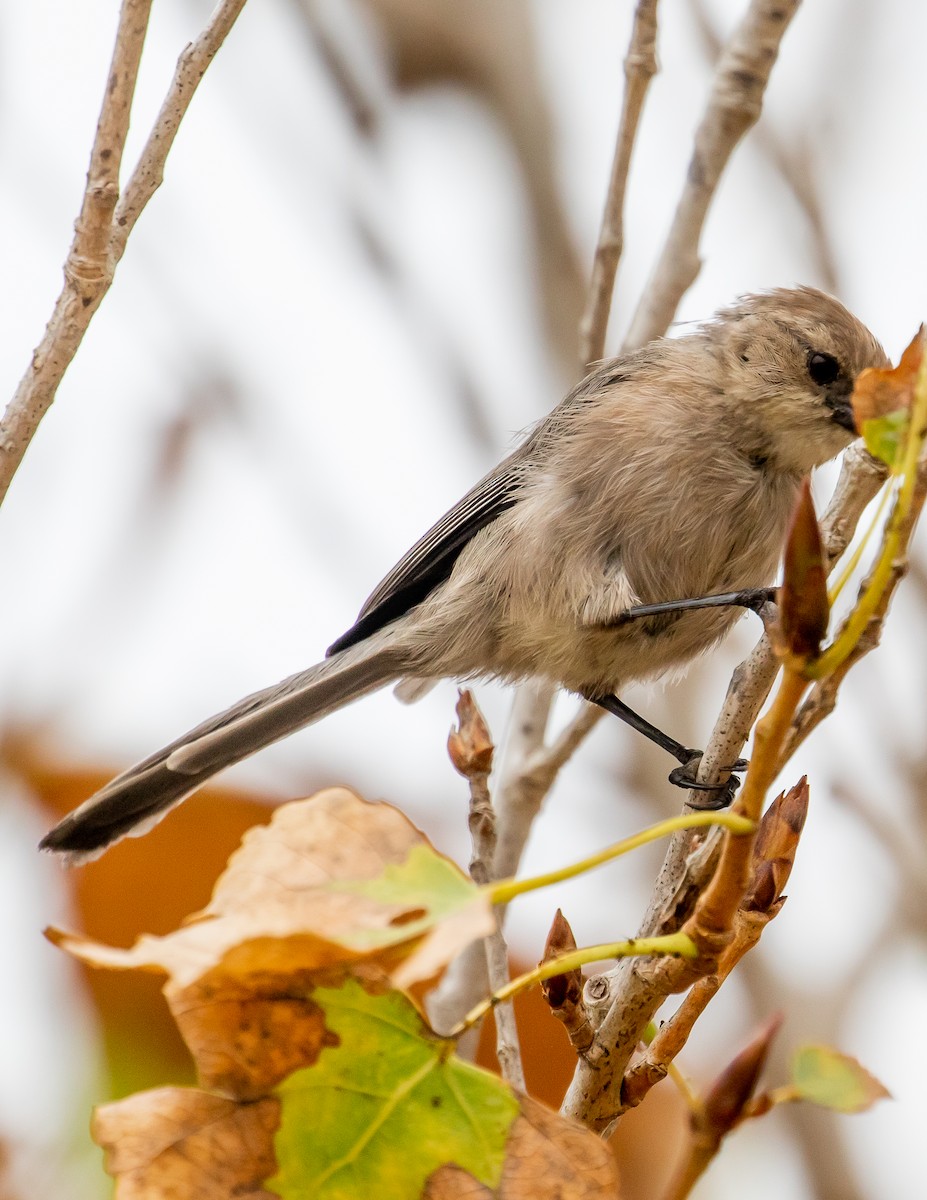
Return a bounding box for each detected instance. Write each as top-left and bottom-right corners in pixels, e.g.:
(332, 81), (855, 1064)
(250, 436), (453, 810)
(777, 479), (829, 662)
(169, 975), (341, 1098)
(852, 326), (924, 427)
(448, 689), (495, 777)
(423, 1095), (621, 1198)
(92, 1088), (279, 1199)
(51, 788), (493, 1097)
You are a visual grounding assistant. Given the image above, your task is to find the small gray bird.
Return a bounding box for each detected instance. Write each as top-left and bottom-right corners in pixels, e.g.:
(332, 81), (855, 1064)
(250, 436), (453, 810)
(42, 287), (888, 860)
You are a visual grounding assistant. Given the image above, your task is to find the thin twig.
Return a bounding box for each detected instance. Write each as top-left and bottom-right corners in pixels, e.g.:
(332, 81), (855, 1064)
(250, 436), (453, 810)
(428, 683), (558, 1045)
(113, 0), (250, 253)
(0, 0), (152, 505)
(493, 680), (557, 880)
(579, 0), (660, 370)
(0, 0), (248, 509)
(446, 692), (525, 1089)
(688, 0), (840, 293)
(625, 0), (801, 350)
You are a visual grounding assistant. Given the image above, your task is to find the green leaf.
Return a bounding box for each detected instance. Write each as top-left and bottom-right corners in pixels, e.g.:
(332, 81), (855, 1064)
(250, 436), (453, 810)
(268, 979), (519, 1199)
(336, 843), (480, 949)
(791, 1044), (890, 1113)
(862, 409), (909, 467)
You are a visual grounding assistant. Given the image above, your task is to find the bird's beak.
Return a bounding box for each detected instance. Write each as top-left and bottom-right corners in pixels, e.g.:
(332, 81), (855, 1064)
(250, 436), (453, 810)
(826, 397), (857, 434)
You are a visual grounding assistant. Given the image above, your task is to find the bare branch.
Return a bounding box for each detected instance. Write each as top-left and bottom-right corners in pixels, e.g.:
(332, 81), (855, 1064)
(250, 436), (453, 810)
(688, 0), (841, 293)
(492, 680), (557, 880)
(113, 0), (249, 252)
(0, 0), (248, 509)
(0, 0), (152, 505)
(625, 0), (801, 350)
(441, 692), (525, 1088)
(579, 0), (661, 369)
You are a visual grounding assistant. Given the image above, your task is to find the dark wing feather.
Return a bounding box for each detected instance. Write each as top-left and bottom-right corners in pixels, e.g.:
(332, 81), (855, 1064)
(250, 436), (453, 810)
(327, 451), (523, 655)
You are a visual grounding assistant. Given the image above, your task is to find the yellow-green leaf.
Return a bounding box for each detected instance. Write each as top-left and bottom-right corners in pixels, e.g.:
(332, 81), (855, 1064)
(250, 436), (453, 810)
(862, 409), (910, 467)
(268, 979), (519, 1199)
(336, 843), (479, 947)
(791, 1044), (890, 1113)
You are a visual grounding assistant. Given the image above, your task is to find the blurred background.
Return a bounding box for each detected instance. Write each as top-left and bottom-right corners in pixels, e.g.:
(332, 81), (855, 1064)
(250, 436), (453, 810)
(1, 0), (926, 1196)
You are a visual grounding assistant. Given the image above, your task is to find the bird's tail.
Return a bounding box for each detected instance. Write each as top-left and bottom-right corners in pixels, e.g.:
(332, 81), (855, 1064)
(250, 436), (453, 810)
(39, 639), (405, 862)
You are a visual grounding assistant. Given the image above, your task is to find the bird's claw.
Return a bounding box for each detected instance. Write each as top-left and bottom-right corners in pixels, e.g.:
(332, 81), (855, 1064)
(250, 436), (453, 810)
(668, 751), (748, 811)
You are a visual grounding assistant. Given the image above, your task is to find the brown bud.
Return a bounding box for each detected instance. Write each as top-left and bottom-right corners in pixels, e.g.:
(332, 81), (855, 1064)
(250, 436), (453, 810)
(540, 909), (582, 1011)
(745, 779), (809, 912)
(447, 689), (494, 778)
(700, 1012), (782, 1138)
(777, 480), (829, 663)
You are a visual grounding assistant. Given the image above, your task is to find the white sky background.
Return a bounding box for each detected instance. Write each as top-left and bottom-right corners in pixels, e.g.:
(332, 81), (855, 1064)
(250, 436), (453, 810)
(1, 1), (926, 1197)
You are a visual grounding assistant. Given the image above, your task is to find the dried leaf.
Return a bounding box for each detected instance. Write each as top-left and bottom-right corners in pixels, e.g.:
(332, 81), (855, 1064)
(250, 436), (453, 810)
(92, 1088), (279, 1199)
(777, 479), (829, 662)
(791, 1044), (891, 1113)
(51, 788), (494, 1096)
(423, 1096), (621, 1198)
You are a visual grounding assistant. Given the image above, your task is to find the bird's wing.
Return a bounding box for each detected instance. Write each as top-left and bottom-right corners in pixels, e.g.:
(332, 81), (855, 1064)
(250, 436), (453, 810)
(326, 451), (523, 655)
(326, 361), (633, 656)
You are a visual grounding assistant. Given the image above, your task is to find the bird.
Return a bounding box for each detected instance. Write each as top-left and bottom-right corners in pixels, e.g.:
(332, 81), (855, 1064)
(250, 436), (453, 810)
(41, 286), (888, 861)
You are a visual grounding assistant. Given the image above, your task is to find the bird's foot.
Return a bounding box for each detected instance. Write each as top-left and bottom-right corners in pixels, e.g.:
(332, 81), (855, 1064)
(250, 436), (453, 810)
(668, 751), (749, 811)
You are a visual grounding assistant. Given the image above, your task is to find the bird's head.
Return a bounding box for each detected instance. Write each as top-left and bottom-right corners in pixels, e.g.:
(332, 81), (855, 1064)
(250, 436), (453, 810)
(710, 286), (890, 475)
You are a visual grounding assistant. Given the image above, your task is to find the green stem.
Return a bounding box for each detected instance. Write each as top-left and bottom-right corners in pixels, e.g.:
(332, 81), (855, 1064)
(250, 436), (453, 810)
(450, 932), (697, 1037)
(488, 811), (754, 906)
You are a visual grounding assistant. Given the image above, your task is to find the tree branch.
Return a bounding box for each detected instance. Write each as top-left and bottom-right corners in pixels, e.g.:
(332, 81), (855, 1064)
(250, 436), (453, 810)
(0, 0), (248, 509)
(625, 0), (801, 350)
(579, 0), (660, 369)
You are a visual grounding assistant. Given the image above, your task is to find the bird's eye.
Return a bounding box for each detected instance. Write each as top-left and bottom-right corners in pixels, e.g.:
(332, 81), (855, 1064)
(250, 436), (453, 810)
(807, 352), (840, 386)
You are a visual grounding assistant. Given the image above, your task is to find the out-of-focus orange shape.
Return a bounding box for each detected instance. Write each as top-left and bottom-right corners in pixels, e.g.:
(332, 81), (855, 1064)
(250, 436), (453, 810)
(852, 325), (924, 427)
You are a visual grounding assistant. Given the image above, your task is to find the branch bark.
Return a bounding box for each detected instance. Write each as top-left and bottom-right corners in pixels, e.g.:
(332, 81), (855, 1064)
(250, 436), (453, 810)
(0, 0), (248, 508)
(625, 0), (801, 350)
(579, 0), (660, 370)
